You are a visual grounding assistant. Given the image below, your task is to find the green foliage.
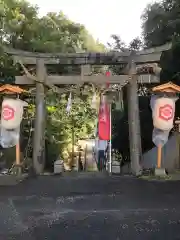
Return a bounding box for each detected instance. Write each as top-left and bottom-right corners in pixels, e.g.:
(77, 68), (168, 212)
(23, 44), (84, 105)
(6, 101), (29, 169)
(0, 0), (105, 53)
(141, 0), (180, 48)
(46, 87), (96, 160)
(0, 48), (18, 82)
(129, 37), (143, 51)
(108, 35), (142, 52)
(107, 35), (143, 75)
(107, 35), (127, 52)
(0, 0), (104, 165)
(141, 0), (180, 84)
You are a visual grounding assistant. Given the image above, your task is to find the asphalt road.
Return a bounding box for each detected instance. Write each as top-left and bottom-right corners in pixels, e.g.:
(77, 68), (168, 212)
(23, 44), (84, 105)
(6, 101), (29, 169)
(1, 174), (180, 239)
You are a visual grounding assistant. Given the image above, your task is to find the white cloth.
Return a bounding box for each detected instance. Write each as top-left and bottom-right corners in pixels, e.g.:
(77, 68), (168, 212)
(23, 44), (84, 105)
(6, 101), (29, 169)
(66, 92), (72, 113)
(0, 126), (20, 148)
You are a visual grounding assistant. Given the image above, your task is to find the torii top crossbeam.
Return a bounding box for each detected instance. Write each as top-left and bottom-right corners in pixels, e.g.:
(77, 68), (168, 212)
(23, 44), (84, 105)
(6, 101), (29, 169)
(4, 43), (171, 65)
(3, 43), (172, 86)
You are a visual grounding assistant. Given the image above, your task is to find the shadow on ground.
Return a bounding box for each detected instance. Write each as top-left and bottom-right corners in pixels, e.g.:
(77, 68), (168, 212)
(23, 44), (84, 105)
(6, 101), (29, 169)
(0, 174), (180, 239)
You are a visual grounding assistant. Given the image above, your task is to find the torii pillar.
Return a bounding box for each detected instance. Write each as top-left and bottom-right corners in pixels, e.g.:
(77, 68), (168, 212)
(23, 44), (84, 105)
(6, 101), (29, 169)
(127, 60), (142, 176)
(32, 59), (46, 174)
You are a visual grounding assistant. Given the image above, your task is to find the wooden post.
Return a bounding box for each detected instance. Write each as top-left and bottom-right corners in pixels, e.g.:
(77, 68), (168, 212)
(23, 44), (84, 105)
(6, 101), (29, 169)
(71, 115), (75, 169)
(157, 145), (162, 168)
(177, 124), (180, 168)
(175, 120), (180, 168)
(127, 59), (142, 176)
(33, 58), (46, 174)
(138, 116), (142, 162)
(16, 142), (20, 165)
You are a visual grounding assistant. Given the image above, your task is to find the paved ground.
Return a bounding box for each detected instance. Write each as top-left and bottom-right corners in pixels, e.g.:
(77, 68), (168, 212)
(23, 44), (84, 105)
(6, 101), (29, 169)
(0, 173), (180, 239)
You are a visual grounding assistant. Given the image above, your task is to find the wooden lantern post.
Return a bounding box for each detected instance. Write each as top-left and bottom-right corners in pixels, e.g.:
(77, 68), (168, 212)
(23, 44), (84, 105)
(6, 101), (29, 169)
(152, 82), (180, 170)
(175, 119), (180, 168)
(0, 84), (27, 175)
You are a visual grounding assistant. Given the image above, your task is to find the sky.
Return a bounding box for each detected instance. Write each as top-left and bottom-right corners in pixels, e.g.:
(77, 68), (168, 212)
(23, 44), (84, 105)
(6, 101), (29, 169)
(29, 0), (154, 46)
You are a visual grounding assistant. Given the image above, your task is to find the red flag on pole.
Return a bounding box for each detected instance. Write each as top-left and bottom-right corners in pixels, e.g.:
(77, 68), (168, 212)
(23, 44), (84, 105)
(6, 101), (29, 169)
(98, 95), (110, 140)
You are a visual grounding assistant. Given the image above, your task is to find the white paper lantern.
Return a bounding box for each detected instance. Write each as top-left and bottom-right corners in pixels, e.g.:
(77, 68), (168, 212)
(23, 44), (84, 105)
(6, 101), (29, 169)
(152, 97), (175, 131)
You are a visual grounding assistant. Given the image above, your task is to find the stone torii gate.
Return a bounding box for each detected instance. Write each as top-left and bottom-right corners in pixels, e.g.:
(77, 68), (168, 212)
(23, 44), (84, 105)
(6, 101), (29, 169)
(4, 43), (171, 176)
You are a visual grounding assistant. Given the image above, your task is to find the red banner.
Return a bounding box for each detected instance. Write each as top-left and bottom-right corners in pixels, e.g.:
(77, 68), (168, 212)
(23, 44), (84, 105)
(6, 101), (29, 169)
(98, 95), (110, 140)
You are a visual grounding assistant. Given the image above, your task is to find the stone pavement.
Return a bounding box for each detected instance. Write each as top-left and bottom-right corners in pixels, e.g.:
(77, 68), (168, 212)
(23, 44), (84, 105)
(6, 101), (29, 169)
(0, 174), (180, 239)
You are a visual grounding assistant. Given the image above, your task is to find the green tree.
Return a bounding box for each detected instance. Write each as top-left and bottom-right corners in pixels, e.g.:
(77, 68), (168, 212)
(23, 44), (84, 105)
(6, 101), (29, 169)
(107, 34), (126, 51)
(141, 0), (180, 83)
(0, 0), (105, 53)
(141, 0), (180, 48)
(46, 86), (96, 168)
(129, 37), (142, 51)
(0, 0), (104, 169)
(139, 0), (180, 162)
(141, 2), (171, 47)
